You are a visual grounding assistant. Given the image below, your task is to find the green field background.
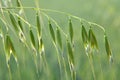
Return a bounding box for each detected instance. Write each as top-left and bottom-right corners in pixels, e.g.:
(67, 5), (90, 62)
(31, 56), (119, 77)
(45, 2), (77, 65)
(0, 0), (120, 80)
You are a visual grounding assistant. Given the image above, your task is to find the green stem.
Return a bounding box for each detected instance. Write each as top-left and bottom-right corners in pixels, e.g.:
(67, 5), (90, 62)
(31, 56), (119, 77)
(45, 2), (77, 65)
(7, 65), (12, 80)
(88, 54), (96, 80)
(35, 0), (39, 9)
(40, 9), (105, 33)
(33, 51), (40, 79)
(42, 51), (50, 80)
(53, 43), (62, 80)
(62, 54), (68, 80)
(0, 7), (106, 33)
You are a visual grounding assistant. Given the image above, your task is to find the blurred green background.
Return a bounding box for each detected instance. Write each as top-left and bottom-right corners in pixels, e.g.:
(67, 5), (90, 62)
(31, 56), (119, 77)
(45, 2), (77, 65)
(0, 0), (120, 80)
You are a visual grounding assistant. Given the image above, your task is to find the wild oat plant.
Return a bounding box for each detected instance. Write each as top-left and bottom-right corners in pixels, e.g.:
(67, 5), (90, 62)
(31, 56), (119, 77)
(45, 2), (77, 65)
(0, 0), (113, 80)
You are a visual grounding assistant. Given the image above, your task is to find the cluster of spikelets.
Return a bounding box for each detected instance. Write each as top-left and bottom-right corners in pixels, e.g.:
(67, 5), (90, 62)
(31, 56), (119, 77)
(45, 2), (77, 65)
(0, 0), (113, 80)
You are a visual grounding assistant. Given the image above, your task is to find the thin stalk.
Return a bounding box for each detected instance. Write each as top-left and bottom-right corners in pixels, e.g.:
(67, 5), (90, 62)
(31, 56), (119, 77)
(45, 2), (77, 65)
(88, 54), (96, 80)
(53, 43), (62, 80)
(41, 51), (50, 80)
(16, 64), (21, 80)
(0, 7), (106, 33)
(68, 61), (72, 80)
(68, 57), (76, 80)
(40, 9), (106, 33)
(60, 48), (68, 80)
(7, 65), (12, 80)
(34, 52), (40, 79)
(71, 65), (76, 80)
(62, 54), (68, 80)
(35, 0), (39, 9)
(68, 52), (76, 80)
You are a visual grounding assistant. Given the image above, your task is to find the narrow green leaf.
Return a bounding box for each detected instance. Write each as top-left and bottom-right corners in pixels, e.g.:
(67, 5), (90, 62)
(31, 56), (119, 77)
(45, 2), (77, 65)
(5, 34), (11, 62)
(105, 35), (112, 57)
(69, 19), (73, 42)
(81, 25), (88, 46)
(56, 27), (62, 49)
(30, 28), (36, 48)
(9, 12), (19, 31)
(18, 17), (23, 32)
(88, 28), (98, 49)
(67, 40), (74, 64)
(48, 20), (55, 43)
(36, 12), (41, 37)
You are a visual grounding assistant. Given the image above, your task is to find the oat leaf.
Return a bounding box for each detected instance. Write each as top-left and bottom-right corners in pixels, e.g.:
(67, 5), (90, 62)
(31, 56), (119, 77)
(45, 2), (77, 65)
(5, 34), (11, 62)
(56, 27), (62, 49)
(69, 19), (73, 42)
(18, 17), (23, 32)
(36, 12), (41, 37)
(67, 40), (74, 64)
(49, 20), (55, 43)
(30, 28), (36, 48)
